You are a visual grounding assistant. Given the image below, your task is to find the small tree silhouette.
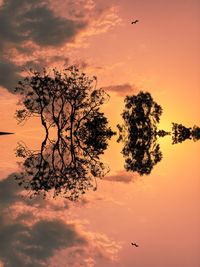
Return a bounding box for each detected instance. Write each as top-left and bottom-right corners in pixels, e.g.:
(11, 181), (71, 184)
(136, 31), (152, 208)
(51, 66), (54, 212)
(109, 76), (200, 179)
(192, 125), (200, 141)
(172, 123), (200, 144)
(118, 91), (165, 175)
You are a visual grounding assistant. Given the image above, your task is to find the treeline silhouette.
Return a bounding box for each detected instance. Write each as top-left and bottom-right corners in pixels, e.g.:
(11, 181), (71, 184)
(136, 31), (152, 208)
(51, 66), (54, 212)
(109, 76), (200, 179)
(14, 66), (199, 199)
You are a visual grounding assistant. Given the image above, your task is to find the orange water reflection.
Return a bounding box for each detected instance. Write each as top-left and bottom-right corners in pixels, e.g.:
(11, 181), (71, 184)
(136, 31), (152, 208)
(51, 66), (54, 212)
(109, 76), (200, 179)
(0, 90), (199, 266)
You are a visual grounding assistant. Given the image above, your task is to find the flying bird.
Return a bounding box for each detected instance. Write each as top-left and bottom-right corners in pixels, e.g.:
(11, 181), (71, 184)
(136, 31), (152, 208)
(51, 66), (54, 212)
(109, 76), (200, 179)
(131, 20), (139, 24)
(131, 243), (139, 247)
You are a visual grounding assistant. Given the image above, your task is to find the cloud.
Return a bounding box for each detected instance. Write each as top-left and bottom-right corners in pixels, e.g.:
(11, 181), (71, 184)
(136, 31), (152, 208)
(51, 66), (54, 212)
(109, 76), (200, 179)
(103, 83), (138, 97)
(0, 214), (120, 267)
(48, 231), (121, 267)
(0, 174), (121, 267)
(0, 59), (22, 92)
(0, 218), (86, 267)
(0, 0), (121, 93)
(104, 170), (138, 183)
(0, 0), (87, 50)
(0, 174), (21, 207)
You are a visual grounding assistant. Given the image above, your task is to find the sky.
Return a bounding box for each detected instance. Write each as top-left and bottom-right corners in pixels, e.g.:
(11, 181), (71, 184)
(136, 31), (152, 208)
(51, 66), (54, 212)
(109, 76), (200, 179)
(0, 0), (200, 267)
(0, 0), (200, 130)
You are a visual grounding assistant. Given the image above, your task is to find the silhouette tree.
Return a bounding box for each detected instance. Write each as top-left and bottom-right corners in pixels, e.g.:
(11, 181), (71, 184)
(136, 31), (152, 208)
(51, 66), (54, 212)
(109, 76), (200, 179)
(14, 66), (115, 200)
(15, 66), (110, 139)
(192, 125), (200, 141)
(172, 123), (200, 144)
(15, 116), (114, 200)
(118, 91), (165, 175)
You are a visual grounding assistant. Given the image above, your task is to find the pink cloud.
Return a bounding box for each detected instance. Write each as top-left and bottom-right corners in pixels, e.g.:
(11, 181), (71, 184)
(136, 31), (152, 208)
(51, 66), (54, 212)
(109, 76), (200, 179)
(0, 0), (121, 92)
(103, 83), (138, 97)
(104, 170), (138, 183)
(0, 174), (121, 267)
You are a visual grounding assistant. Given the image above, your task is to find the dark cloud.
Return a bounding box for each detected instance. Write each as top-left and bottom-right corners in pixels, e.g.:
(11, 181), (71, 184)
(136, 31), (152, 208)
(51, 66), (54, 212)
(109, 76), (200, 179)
(0, 174), (21, 207)
(23, 56), (70, 69)
(0, 0), (87, 49)
(0, 0), (120, 94)
(0, 0), (87, 92)
(0, 219), (86, 267)
(0, 174), (120, 266)
(0, 59), (22, 92)
(103, 83), (137, 97)
(0, 174), (86, 267)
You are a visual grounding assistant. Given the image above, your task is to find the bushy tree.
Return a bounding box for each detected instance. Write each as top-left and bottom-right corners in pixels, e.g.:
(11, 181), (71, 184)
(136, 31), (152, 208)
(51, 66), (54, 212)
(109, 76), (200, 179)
(118, 91), (164, 175)
(172, 123), (200, 144)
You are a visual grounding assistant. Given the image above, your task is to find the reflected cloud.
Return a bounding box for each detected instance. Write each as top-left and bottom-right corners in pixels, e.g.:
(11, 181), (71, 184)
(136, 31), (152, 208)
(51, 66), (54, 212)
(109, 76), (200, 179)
(0, 219), (86, 267)
(0, 174), (22, 207)
(0, 174), (121, 267)
(104, 170), (137, 183)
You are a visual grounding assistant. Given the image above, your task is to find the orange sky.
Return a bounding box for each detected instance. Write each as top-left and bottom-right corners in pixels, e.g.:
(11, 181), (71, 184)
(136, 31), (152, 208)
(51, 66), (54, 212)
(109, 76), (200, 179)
(0, 0), (200, 266)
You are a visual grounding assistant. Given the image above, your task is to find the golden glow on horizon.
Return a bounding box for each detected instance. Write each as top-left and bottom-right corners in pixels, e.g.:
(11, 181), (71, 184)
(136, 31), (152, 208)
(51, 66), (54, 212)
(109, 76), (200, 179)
(0, 1), (200, 267)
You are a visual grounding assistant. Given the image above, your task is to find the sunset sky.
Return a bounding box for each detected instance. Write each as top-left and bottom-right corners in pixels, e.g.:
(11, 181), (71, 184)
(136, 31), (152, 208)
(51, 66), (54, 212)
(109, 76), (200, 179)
(0, 0), (200, 267)
(0, 0), (200, 130)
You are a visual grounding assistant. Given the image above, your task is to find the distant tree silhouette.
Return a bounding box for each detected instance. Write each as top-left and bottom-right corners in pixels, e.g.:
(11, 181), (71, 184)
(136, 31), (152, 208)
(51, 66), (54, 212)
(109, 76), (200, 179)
(118, 91), (165, 175)
(14, 66), (115, 200)
(156, 129), (170, 137)
(172, 123), (200, 144)
(0, 132), (14, 135)
(192, 125), (200, 141)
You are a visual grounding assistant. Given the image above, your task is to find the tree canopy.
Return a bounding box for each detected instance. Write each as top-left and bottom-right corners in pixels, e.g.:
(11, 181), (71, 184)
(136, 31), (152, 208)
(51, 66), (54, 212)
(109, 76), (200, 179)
(15, 66), (110, 136)
(14, 66), (115, 199)
(172, 123), (200, 144)
(117, 91), (165, 175)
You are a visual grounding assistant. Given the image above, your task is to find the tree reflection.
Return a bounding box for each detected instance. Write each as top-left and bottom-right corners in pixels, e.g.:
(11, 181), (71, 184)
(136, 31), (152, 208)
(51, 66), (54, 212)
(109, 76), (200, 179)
(15, 66), (115, 200)
(118, 91), (168, 175)
(15, 133), (111, 200)
(172, 123), (200, 144)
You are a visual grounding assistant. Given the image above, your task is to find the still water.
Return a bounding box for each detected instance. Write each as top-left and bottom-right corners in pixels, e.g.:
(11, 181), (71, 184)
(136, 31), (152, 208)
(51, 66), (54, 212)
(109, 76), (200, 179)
(0, 127), (199, 267)
(0, 90), (200, 267)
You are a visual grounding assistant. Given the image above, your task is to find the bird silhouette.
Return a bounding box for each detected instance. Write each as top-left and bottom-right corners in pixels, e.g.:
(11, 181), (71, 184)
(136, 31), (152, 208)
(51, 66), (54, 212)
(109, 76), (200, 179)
(131, 20), (139, 24)
(131, 243), (139, 247)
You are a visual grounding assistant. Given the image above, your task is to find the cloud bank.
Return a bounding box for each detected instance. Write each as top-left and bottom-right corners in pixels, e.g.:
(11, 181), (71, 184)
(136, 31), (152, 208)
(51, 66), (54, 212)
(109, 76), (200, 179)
(0, 174), (121, 267)
(0, 0), (121, 92)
